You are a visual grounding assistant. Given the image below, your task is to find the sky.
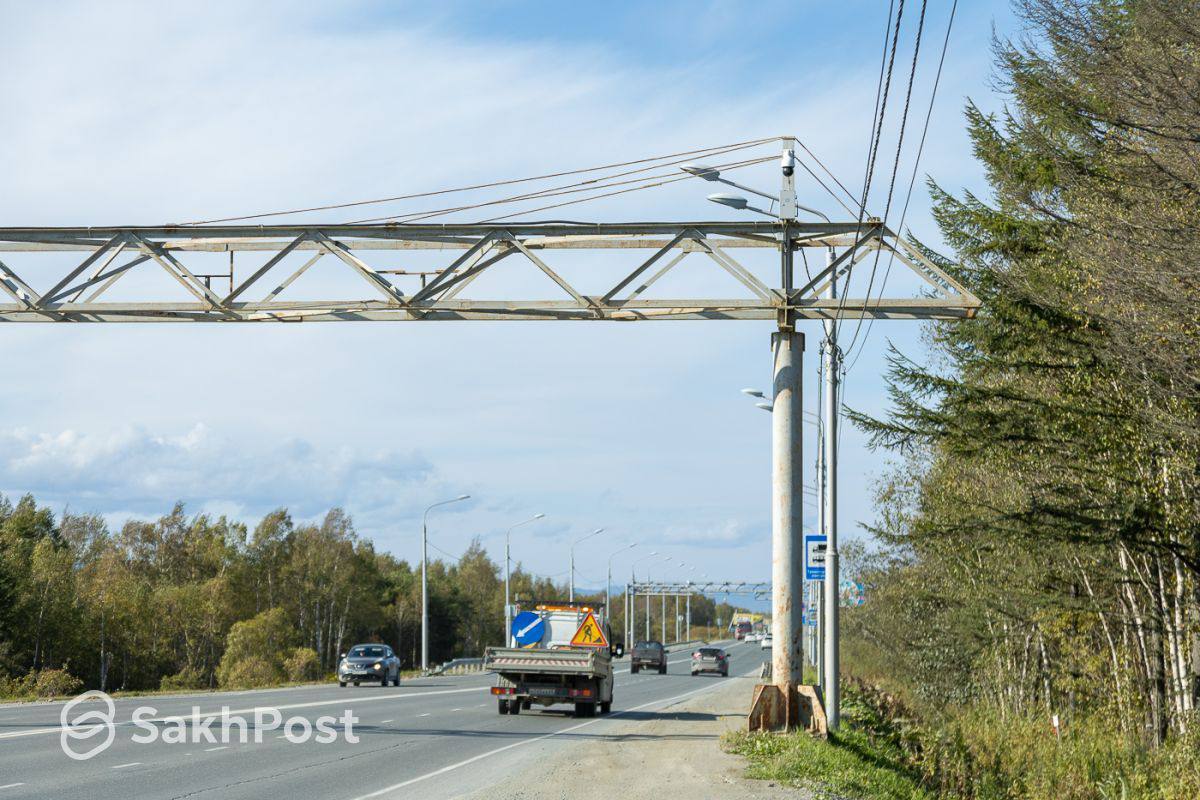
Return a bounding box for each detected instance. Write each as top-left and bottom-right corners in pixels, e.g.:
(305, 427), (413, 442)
(0, 0), (1018, 599)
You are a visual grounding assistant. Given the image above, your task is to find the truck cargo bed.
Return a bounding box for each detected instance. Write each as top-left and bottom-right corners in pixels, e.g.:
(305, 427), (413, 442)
(484, 646), (611, 678)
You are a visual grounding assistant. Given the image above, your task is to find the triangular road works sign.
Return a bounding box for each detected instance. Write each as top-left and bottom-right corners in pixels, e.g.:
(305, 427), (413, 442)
(569, 610), (609, 648)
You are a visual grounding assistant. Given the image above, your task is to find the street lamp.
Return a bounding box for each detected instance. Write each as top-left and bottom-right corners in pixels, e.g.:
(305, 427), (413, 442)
(569, 528), (605, 602)
(683, 163), (832, 223)
(504, 513), (545, 645)
(630, 550), (661, 644)
(421, 494), (469, 673)
(606, 542), (637, 633)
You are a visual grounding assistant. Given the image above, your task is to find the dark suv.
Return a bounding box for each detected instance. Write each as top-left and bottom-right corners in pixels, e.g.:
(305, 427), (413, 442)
(338, 644), (401, 687)
(630, 641), (667, 674)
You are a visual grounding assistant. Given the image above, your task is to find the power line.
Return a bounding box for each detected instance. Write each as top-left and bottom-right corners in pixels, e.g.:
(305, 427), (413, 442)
(479, 156), (775, 223)
(346, 153), (775, 225)
(849, 0), (960, 376)
(178, 137), (780, 226)
(828, 0), (903, 341)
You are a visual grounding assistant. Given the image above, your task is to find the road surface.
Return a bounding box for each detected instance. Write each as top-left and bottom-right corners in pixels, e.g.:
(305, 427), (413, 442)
(0, 641), (764, 799)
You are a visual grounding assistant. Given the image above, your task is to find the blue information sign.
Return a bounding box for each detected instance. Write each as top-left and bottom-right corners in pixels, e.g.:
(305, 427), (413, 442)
(511, 610), (545, 647)
(804, 534), (827, 581)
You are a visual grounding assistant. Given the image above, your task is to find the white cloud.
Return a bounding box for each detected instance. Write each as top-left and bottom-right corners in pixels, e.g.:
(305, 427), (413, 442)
(0, 423), (433, 525)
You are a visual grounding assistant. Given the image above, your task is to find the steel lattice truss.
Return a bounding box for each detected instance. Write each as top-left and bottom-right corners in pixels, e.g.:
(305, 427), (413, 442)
(0, 221), (979, 323)
(629, 581), (771, 596)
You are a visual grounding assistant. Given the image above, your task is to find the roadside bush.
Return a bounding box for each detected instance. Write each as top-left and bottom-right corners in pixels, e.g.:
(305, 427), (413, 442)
(219, 657), (280, 689)
(282, 647), (320, 683)
(0, 671), (36, 700)
(33, 667), (83, 698)
(160, 666), (207, 692)
(217, 607), (294, 688)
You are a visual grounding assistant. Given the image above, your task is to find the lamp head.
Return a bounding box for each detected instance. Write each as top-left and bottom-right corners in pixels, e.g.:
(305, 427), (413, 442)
(707, 193), (748, 210)
(681, 163), (720, 181)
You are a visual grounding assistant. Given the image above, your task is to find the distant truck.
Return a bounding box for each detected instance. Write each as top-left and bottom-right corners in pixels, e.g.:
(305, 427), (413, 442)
(735, 621), (752, 640)
(484, 604), (614, 718)
(629, 640), (667, 674)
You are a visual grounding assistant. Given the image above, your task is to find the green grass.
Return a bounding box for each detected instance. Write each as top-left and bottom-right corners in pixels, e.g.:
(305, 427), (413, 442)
(724, 684), (934, 800)
(725, 679), (1200, 800)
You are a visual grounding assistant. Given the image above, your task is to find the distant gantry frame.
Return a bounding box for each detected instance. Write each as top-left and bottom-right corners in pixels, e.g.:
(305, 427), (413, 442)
(0, 221), (979, 323)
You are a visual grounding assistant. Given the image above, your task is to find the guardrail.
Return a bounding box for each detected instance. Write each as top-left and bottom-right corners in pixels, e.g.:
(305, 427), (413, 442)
(428, 657), (484, 676)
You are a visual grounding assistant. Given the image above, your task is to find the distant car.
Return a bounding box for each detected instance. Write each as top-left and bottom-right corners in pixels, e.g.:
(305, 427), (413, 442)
(745, 632), (760, 643)
(338, 644), (401, 687)
(760, 634), (773, 650)
(690, 647), (729, 677)
(630, 641), (667, 674)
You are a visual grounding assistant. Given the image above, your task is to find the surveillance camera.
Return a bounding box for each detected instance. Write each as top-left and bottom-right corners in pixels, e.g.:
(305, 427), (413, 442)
(781, 149), (795, 177)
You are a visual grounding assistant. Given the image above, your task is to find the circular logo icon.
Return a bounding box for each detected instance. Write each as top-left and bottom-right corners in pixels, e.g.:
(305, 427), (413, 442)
(60, 690), (116, 761)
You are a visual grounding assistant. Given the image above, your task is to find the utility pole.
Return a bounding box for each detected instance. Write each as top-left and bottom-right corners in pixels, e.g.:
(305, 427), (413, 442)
(504, 514), (544, 646)
(769, 138), (805, 690)
(422, 495), (469, 673)
(570, 528), (604, 603)
(770, 328), (805, 686)
(822, 245), (841, 729)
(686, 587), (691, 641)
(606, 543), (636, 632)
(624, 583), (630, 646)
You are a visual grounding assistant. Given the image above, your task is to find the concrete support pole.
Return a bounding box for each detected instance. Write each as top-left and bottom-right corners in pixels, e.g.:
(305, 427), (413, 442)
(674, 594), (680, 643)
(686, 590), (691, 641)
(822, 246), (841, 729)
(624, 585), (630, 647)
(771, 330), (805, 687)
(421, 520), (429, 672)
(503, 534), (511, 647)
(645, 593), (650, 640)
(661, 594), (666, 642)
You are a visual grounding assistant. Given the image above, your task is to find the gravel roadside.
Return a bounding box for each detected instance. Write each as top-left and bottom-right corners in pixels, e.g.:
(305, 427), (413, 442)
(464, 673), (810, 800)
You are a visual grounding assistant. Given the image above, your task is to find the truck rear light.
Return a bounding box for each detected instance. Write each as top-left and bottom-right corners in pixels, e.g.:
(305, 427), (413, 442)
(567, 688), (593, 698)
(490, 687), (516, 695)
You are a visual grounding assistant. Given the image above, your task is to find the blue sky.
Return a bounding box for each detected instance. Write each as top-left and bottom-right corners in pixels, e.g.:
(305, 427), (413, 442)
(0, 0), (1016, 595)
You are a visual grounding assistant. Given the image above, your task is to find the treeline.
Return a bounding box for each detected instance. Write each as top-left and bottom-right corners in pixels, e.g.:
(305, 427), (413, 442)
(0, 493), (733, 695)
(843, 0), (1200, 785)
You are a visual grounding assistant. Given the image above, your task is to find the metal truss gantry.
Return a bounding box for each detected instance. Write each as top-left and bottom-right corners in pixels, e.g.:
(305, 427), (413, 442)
(628, 581), (769, 596)
(625, 581), (773, 646)
(0, 221), (978, 323)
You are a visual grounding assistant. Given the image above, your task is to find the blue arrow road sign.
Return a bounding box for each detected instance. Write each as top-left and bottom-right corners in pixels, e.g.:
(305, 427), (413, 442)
(511, 610), (545, 647)
(804, 534), (827, 581)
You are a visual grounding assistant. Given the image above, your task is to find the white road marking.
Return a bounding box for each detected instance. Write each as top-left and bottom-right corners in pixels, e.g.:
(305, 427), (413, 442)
(417, 713), (430, 717)
(451, 708), (462, 712)
(0, 685), (486, 741)
(379, 719), (394, 724)
(205, 746), (228, 752)
(112, 762), (141, 769)
(0, 784), (26, 790)
(350, 668), (757, 800)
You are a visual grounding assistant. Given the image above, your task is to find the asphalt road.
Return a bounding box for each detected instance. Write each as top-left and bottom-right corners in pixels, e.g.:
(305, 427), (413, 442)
(0, 640), (765, 800)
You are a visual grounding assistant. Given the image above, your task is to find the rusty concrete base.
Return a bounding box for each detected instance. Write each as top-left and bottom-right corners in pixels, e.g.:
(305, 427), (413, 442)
(747, 683), (828, 737)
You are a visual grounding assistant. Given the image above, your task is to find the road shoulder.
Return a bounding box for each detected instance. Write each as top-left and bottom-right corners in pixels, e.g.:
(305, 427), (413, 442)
(463, 673), (808, 800)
